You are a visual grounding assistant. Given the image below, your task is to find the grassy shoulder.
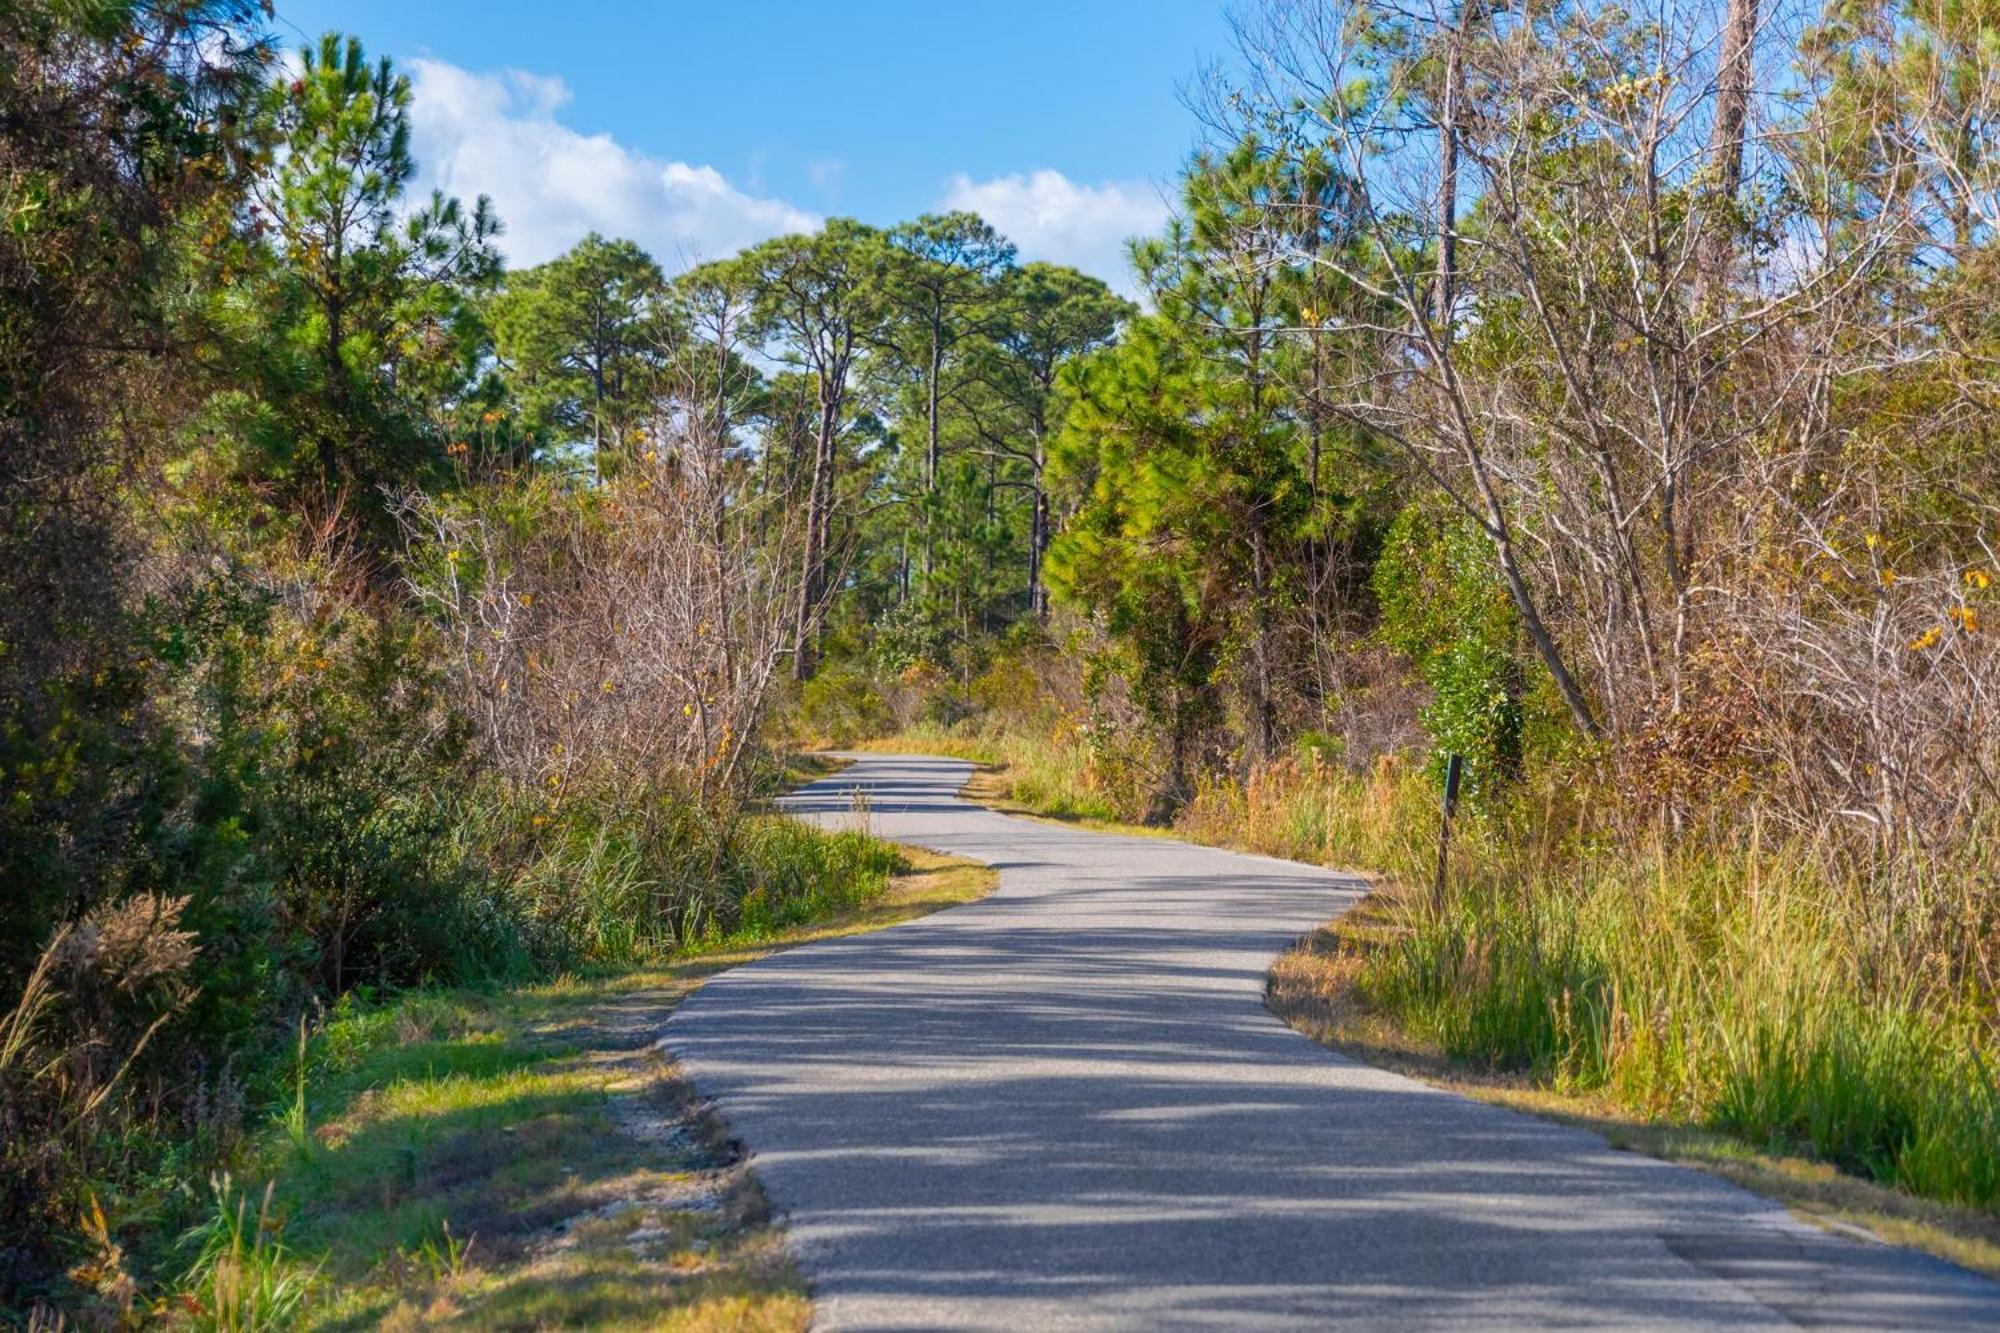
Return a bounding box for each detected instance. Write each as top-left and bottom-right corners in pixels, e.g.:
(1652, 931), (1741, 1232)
(1266, 886), (2000, 1283)
(193, 848), (993, 1331)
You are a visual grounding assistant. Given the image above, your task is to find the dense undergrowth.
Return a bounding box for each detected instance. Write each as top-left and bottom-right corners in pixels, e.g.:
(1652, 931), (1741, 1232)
(4, 780), (898, 1325)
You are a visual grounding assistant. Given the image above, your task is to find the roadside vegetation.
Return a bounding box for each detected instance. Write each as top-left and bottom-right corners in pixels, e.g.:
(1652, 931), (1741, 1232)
(1, 2), (1011, 1320)
(1269, 886), (2000, 1282)
(9, 0), (2000, 1322)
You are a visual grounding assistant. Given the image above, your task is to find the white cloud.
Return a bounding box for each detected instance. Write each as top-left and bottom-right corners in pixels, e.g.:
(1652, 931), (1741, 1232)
(396, 60), (1167, 290)
(406, 59), (818, 270)
(940, 170), (1168, 293)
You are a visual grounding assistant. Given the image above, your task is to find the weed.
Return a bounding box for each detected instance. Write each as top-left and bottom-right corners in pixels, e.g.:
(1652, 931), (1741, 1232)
(177, 1174), (318, 1331)
(282, 1018), (312, 1161)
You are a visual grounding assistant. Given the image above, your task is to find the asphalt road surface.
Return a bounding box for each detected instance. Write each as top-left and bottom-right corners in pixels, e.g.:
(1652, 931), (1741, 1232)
(660, 753), (2000, 1329)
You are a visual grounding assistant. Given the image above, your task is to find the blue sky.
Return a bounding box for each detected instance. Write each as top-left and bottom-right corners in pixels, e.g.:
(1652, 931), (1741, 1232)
(274, 1), (1233, 289)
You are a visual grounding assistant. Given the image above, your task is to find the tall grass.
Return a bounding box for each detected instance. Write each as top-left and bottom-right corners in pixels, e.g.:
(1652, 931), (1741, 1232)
(1383, 849), (1998, 1203)
(179, 1175), (318, 1331)
(457, 775), (903, 965)
(1230, 761), (2000, 1210)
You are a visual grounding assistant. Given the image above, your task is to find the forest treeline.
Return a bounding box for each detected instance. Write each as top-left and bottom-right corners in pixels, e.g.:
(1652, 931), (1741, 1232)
(4, 0), (1999, 1318)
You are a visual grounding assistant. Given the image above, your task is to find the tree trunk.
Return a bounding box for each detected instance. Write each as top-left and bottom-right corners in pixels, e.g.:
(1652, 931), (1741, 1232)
(1434, 12), (1465, 332)
(319, 210), (349, 490)
(1027, 424), (1049, 621)
(1247, 519), (1279, 765)
(793, 389), (839, 682)
(926, 329), (942, 493)
(321, 294), (346, 485)
(1698, 0), (1757, 296)
(923, 327), (943, 582)
(1490, 517), (1602, 739)
(591, 356), (607, 464)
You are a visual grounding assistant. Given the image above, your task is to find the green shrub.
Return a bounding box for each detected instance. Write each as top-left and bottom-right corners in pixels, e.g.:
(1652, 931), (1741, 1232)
(798, 665), (894, 746)
(2, 566), (527, 1307)
(1371, 502), (1525, 794)
(146, 572), (531, 1024)
(1419, 637), (1524, 789)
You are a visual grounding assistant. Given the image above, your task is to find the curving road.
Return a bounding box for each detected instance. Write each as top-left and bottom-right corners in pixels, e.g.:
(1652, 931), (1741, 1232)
(661, 753), (2000, 1329)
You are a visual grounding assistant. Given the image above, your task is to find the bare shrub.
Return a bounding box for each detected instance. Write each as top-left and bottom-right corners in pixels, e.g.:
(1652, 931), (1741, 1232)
(398, 358), (807, 799)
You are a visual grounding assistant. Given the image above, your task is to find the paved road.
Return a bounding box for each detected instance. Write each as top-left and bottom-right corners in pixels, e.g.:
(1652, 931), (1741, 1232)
(661, 753), (2000, 1329)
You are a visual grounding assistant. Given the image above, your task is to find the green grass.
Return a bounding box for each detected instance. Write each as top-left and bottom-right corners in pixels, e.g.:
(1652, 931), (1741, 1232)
(1348, 840), (2000, 1210)
(173, 845), (995, 1330)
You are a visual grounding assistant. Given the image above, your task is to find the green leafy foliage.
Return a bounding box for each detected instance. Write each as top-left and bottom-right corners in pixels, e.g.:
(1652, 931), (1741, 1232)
(1372, 503), (1525, 793)
(797, 666), (896, 747)
(216, 30), (502, 536)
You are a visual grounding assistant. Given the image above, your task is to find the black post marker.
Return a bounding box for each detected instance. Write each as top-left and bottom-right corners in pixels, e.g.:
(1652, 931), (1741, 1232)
(1434, 753), (1464, 912)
